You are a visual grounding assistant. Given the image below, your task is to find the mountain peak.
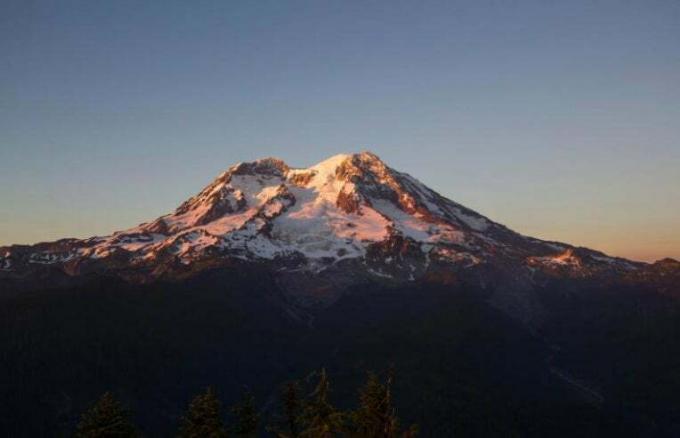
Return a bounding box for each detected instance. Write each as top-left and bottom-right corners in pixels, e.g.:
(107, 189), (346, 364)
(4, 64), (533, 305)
(0, 151), (639, 296)
(216, 151), (384, 183)
(228, 157), (290, 176)
(306, 151), (383, 173)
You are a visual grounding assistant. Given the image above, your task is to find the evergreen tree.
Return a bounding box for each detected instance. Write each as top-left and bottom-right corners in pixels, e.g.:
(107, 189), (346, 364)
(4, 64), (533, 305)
(231, 390), (259, 437)
(299, 368), (345, 438)
(177, 387), (228, 438)
(350, 371), (417, 438)
(268, 381), (302, 438)
(75, 391), (137, 438)
(283, 382), (302, 438)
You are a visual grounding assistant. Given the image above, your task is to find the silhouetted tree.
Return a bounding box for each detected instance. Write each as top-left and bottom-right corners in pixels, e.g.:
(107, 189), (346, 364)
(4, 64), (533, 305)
(76, 368), (420, 438)
(231, 390), (258, 437)
(177, 387), (228, 438)
(283, 382), (302, 438)
(350, 370), (417, 438)
(268, 381), (302, 438)
(75, 392), (137, 438)
(299, 369), (345, 437)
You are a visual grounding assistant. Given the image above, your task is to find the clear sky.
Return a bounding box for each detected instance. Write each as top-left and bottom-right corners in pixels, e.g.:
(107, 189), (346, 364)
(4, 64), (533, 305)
(1, 0), (679, 262)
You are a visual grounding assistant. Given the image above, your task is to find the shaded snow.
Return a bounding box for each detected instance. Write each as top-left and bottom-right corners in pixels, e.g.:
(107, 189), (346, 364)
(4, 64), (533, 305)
(371, 199), (465, 245)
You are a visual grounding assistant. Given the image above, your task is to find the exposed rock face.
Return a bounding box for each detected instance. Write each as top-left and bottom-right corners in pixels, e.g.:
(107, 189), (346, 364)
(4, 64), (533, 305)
(0, 151), (677, 323)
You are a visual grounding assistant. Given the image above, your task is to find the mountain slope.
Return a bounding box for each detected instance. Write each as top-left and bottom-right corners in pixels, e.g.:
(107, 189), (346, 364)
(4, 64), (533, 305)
(1, 152), (679, 436)
(1, 153), (655, 312)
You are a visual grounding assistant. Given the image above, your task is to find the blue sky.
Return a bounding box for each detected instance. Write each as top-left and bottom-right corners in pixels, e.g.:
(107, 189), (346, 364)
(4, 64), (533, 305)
(1, 0), (679, 261)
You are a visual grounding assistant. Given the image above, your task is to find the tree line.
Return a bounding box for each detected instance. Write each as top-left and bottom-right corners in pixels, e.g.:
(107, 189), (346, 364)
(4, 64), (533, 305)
(74, 368), (418, 437)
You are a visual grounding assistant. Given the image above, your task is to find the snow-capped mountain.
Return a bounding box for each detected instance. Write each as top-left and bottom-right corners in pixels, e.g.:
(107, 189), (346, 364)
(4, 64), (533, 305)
(3, 152), (680, 437)
(0, 152), (674, 319)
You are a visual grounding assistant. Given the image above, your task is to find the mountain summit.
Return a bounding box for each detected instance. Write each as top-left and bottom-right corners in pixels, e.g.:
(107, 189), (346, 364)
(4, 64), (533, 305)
(0, 152), (673, 319)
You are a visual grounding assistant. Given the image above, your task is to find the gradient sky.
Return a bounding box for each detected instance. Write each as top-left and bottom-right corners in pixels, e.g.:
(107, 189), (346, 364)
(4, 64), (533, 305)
(1, 0), (679, 262)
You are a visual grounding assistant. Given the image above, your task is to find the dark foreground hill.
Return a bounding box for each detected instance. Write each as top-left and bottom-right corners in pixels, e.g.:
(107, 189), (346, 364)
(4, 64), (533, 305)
(3, 267), (680, 436)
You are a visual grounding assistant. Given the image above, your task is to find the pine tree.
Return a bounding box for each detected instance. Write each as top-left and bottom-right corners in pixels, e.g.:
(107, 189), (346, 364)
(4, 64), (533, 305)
(283, 382), (302, 438)
(352, 372), (387, 437)
(268, 381), (302, 438)
(75, 392), (137, 438)
(299, 368), (345, 438)
(350, 370), (417, 438)
(177, 387), (228, 438)
(231, 390), (259, 437)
